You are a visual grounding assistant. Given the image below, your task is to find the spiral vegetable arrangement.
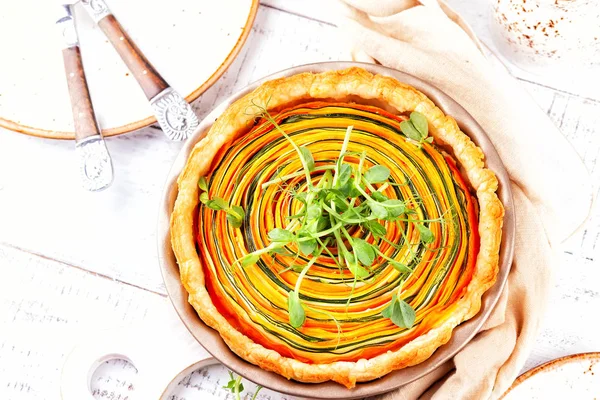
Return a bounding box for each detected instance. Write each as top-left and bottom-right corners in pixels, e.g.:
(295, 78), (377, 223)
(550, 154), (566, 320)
(195, 102), (479, 364)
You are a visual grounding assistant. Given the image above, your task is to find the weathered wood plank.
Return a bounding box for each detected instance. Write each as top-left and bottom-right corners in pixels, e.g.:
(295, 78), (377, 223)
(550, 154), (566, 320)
(524, 252), (600, 372)
(0, 243), (302, 399)
(0, 243), (164, 400)
(522, 82), (600, 260)
(516, 81), (600, 372)
(261, 0), (340, 26)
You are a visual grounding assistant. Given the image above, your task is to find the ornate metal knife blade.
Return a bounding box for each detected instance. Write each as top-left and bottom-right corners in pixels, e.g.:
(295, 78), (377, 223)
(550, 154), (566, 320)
(80, 0), (199, 141)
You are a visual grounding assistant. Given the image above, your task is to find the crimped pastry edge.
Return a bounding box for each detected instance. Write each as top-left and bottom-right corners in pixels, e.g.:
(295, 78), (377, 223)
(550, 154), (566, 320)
(170, 67), (504, 388)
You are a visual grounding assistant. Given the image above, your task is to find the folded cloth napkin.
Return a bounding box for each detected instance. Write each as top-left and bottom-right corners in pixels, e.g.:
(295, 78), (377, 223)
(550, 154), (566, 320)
(338, 1), (594, 398)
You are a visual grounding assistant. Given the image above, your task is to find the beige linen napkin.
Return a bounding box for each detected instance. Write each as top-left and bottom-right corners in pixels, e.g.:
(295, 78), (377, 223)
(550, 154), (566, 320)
(338, 1), (594, 399)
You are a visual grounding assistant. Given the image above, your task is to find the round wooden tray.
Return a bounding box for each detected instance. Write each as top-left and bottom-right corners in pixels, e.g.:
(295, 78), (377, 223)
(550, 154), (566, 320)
(0, 0), (258, 139)
(157, 62), (516, 399)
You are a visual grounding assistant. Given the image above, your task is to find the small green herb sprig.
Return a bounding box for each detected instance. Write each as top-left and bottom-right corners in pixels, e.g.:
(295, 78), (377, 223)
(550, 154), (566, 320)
(223, 371), (262, 400)
(200, 104), (439, 331)
(198, 176), (245, 228)
(400, 111), (433, 147)
(382, 292), (416, 329)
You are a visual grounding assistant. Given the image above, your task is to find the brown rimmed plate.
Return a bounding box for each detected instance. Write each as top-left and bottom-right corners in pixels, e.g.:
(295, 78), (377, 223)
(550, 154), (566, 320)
(157, 62), (515, 399)
(501, 353), (600, 399)
(0, 0), (258, 139)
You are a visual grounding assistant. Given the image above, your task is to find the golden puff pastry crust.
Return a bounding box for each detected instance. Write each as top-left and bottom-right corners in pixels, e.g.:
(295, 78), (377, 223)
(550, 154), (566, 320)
(170, 67), (504, 388)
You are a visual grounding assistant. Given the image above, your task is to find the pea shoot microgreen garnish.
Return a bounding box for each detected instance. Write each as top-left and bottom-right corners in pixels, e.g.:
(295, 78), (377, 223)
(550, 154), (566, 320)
(200, 104), (444, 331)
(223, 371), (262, 400)
(382, 292), (416, 329)
(400, 111), (433, 147)
(198, 177), (245, 228)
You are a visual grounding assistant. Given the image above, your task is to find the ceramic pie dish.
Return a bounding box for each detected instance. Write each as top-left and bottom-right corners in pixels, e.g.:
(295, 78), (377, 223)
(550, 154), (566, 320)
(158, 62), (515, 399)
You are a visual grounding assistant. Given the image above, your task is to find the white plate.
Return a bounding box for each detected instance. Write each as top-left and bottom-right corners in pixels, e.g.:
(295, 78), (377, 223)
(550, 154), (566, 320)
(502, 353), (600, 399)
(0, 0), (257, 139)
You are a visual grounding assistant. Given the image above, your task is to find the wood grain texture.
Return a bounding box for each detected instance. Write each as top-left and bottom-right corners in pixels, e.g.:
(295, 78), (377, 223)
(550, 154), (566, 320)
(0, 2), (598, 399)
(0, 244), (166, 400)
(261, 0), (340, 26)
(98, 15), (169, 100)
(62, 46), (101, 142)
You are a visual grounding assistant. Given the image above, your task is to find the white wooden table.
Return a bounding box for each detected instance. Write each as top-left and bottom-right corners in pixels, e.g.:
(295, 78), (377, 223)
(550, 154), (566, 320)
(1, 1), (598, 399)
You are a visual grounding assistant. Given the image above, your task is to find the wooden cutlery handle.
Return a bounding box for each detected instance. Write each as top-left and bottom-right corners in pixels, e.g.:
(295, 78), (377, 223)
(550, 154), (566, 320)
(98, 15), (169, 99)
(62, 46), (101, 142)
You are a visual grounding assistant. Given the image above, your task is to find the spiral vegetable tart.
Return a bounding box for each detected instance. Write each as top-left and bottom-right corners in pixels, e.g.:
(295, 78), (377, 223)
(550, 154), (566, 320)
(171, 68), (504, 388)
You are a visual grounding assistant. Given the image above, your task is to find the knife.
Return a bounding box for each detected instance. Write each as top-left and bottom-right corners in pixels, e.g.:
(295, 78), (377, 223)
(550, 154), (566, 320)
(57, 3), (113, 191)
(80, 0), (199, 141)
